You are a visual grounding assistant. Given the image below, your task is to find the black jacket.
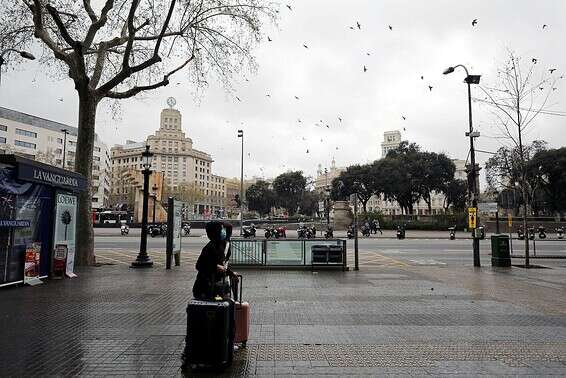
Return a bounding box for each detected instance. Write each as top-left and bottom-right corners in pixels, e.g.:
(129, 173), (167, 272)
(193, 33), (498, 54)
(192, 222), (232, 299)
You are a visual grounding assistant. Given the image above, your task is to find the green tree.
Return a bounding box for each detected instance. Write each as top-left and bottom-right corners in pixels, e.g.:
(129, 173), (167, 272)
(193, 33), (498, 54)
(162, 182), (203, 209)
(273, 171), (307, 216)
(299, 190), (321, 217)
(530, 147), (566, 214)
(246, 180), (274, 216)
(420, 152), (456, 213)
(443, 179), (468, 213)
(1, 0), (276, 265)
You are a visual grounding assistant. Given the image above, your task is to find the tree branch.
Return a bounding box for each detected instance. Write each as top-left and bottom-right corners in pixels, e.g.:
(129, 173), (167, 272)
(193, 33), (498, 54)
(45, 4), (78, 49)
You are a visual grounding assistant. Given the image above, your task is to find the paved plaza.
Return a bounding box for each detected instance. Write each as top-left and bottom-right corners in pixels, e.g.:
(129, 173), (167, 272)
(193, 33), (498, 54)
(2, 240), (566, 376)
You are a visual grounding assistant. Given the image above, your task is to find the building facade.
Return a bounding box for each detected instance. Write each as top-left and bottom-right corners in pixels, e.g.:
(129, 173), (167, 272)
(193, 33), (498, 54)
(381, 130), (402, 157)
(314, 159), (345, 194)
(110, 103), (226, 217)
(0, 107), (111, 209)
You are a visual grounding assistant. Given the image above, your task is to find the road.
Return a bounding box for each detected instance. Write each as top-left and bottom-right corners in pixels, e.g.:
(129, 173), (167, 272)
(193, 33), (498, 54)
(95, 230), (566, 268)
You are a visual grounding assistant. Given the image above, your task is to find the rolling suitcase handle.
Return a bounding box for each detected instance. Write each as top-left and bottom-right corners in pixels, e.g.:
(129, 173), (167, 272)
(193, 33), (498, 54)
(237, 274), (243, 302)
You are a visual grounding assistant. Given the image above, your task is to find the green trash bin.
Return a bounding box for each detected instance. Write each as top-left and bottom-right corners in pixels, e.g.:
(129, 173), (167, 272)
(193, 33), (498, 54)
(491, 234), (511, 267)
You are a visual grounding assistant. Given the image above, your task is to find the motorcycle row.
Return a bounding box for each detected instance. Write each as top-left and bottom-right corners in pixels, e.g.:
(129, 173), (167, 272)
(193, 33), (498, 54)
(241, 224), (335, 239)
(120, 222), (191, 237)
(517, 225), (564, 240)
(347, 220), (385, 239)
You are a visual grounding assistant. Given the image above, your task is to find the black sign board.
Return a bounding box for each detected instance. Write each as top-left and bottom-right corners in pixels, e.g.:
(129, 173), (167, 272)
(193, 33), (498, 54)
(0, 219), (31, 228)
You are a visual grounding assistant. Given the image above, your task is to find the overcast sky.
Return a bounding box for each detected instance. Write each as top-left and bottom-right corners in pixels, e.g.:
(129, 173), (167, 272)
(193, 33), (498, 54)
(1, 0), (565, 181)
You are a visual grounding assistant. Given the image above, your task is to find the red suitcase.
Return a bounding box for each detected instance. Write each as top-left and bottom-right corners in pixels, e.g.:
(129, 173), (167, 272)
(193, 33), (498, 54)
(234, 275), (250, 347)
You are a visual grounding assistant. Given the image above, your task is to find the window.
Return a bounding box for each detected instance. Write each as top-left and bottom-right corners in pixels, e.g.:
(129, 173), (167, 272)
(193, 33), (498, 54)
(55, 148), (62, 154)
(15, 140), (36, 149)
(16, 128), (37, 138)
(0, 137), (5, 144)
(94, 146), (101, 152)
(0, 125), (6, 132)
(93, 156), (100, 161)
(57, 138), (63, 143)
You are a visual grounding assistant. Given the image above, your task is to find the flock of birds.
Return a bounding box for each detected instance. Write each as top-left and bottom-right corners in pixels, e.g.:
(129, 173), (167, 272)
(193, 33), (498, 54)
(226, 7), (558, 165)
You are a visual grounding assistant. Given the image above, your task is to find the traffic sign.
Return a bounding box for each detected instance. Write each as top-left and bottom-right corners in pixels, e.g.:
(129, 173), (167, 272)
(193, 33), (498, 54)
(478, 202), (498, 214)
(468, 207), (477, 229)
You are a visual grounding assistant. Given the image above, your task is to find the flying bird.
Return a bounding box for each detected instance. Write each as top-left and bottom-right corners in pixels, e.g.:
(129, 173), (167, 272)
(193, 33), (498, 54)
(366, 52), (371, 56)
(58, 98), (64, 102)
(306, 149), (309, 154)
(388, 25), (392, 31)
(402, 116), (406, 120)
(552, 87), (557, 91)
(542, 24), (548, 29)
(266, 94), (271, 97)
(325, 124), (330, 128)
(421, 75), (424, 80)
(356, 21), (361, 29)
(428, 85), (433, 91)
(363, 65), (368, 72)
(349, 26), (354, 30)
(286, 4), (292, 10)
(267, 36), (272, 42)
(472, 19), (478, 26)
(549, 68), (556, 74)
(532, 58), (537, 64)
(539, 87), (544, 90)
(336, 147), (339, 150)
(403, 127), (406, 131)
(338, 117), (342, 122)
(297, 119), (302, 123)
(303, 43), (308, 49)
(294, 96), (300, 100)
(235, 96), (241, 102)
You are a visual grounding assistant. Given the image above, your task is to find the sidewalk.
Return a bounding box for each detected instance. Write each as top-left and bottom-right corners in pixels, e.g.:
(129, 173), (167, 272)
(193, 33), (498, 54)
(2, 254), (565, 376)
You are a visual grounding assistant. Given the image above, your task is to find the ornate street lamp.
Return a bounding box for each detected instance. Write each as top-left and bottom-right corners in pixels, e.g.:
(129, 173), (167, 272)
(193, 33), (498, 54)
(151, 184), (158, 224)
(131, 145), (154, 268)
(237, 129), (244, 235)
(443, 64), (482, 267)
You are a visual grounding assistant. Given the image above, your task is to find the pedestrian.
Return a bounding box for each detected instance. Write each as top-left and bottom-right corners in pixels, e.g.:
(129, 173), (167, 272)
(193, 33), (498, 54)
(373, 218), (383, 235)
(192, 221), (238, 300)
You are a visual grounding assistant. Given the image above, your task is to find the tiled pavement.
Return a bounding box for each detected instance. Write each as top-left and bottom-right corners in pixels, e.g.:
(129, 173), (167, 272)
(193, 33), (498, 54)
(1, 250), (566, 376)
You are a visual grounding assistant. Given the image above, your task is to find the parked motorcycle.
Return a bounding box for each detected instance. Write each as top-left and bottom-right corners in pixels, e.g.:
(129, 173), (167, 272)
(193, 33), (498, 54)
(517, 226), (525, 240)
(346, 225), (355, 239)
(396, 225), (406, 240)
(556, 226), (564, 239)
(120, 224), (129, 236)
(448, 225), (456, 240)
(297, 225), (313, 239)
(370, 220), (382, 235)
(242, 224), (256, 238)
(538, 225), (547, 239)
(265, 225), (286, 239)
(149, 223), (167, 237)
(182, 222), (191, 236)
(310, 225), (317, 238)
(528, 227), (535, 240)
(324, 226), (334, 239)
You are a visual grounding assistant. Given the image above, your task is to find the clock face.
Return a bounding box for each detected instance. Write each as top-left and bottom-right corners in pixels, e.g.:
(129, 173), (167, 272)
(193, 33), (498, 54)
(166, 97), (176, 108)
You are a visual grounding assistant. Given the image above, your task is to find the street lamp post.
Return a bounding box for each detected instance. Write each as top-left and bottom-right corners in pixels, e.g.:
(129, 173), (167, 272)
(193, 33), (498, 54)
(61, 129), (68, 169)
(237, 129), (244, 235)
(324, 168), (330, 226)
(443, 64), (482, 267)
(131, 145), (154, 268)
(0, 49), (35, 85)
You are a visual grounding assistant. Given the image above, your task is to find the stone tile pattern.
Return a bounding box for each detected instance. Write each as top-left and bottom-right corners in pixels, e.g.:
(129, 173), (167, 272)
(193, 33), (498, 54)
(1, 259), (566, 376)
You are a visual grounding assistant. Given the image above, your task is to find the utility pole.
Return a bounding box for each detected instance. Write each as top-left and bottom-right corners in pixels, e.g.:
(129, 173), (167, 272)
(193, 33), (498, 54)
(238, 130), (244, 235)
(61, 129), (68, 169)
(353, 194), (359, 271)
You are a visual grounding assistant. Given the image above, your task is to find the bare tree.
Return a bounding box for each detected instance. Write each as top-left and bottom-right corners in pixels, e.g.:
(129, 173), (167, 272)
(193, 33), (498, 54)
(1, 0), (276, 265)
(478, 51), (561, 267)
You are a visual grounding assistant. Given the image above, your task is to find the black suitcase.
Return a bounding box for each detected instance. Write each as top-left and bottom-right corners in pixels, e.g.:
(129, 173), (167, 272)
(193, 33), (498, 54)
(185, 298), (235, 369)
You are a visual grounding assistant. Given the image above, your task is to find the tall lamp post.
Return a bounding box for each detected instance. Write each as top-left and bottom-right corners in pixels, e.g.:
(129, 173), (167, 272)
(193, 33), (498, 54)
(131, 145), (154, 268)
(61, 129), (68, 169)
(443, 64), (482, 267)
(0, 49), (35, 85)
(151, 184), (158, 224)
(237, 129), (244, 235)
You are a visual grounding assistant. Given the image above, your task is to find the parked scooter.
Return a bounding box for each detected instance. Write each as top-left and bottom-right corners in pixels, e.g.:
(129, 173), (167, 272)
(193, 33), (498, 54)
(370, 219), (382, 235)
(310, 225), (317, 238)
(298, 225), (314, 239)
(324, 226), (334, 239)
(182, 222), (191, 236)
(242, 224), (256, 238)
(265, 225), (286, 239)
(396, 225), (406, 240)
(537, 226), (547, 239)
(120, 224), (129, 236)
(346, 225), (355, 239)
(448, 225), (456, 240)
(149, 223), (167, 237)
(556, 226), (564, 239)
(517, 226), (525, 240)
(528, 227), (535, 240)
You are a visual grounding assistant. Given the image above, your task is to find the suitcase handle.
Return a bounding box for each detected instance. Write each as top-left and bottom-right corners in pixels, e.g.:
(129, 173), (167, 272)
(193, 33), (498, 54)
(237, 274), (243, 302)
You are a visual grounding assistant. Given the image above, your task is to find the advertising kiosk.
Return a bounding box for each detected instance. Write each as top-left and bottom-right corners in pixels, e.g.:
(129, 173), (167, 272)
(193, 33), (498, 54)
(0, 155), (87, 287)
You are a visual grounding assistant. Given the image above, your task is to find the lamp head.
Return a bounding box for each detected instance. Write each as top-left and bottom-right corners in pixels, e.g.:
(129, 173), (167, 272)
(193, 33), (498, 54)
(141, 145), (154, 169)
(237, 129), (243, 138)
(443, 66), (455, 75)
(19, 51), (35, 60)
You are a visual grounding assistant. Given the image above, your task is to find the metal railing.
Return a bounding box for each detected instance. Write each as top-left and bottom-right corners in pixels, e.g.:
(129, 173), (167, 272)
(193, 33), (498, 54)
(229, 238), (347, 268)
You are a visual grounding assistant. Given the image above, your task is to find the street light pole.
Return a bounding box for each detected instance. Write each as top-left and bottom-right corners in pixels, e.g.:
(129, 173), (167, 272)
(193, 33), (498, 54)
(353, 193), (359, 271)
(132, 145), (154, 268)
(151, 184), (158, 224)
(325, 168), (330, 226)
(238, 130), (244, 235)
(444, 64), (482, 267)
(0, 49), (35, 85)
(61, 129), (68, 169)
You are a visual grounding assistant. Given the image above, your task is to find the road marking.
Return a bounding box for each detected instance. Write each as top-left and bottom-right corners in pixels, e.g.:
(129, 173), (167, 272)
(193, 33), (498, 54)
(96, 254), (130, 266)
(359, 252), (408, 267)
(408, 259), (447, 265)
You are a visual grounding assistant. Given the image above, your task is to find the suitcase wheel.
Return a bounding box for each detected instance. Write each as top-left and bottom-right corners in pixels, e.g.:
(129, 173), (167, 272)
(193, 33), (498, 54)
(242, 341), (247, 348)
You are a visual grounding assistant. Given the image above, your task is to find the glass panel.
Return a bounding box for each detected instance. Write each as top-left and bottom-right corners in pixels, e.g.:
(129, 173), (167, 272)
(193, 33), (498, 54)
(303, 239), (342, 264)
(265, 240), (304, 265)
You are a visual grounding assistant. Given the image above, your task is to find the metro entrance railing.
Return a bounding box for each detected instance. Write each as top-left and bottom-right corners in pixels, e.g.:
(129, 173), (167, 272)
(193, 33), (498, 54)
(229, 239), (347, 269)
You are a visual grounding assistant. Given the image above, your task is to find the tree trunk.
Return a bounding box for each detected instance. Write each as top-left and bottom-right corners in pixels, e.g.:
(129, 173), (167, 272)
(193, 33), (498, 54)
(74, 91), (99, 266)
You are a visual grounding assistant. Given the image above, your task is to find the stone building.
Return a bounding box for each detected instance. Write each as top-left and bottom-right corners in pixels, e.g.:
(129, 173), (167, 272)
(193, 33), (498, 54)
(0, 106), (111, 209)
(110, 100), (225, 216)
(381, 130), (402, 157)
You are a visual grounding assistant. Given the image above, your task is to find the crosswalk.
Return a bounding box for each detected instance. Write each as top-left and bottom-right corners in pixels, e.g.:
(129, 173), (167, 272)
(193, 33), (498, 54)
(95, 248), (198, 266)
(96, 248), (413, 268)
